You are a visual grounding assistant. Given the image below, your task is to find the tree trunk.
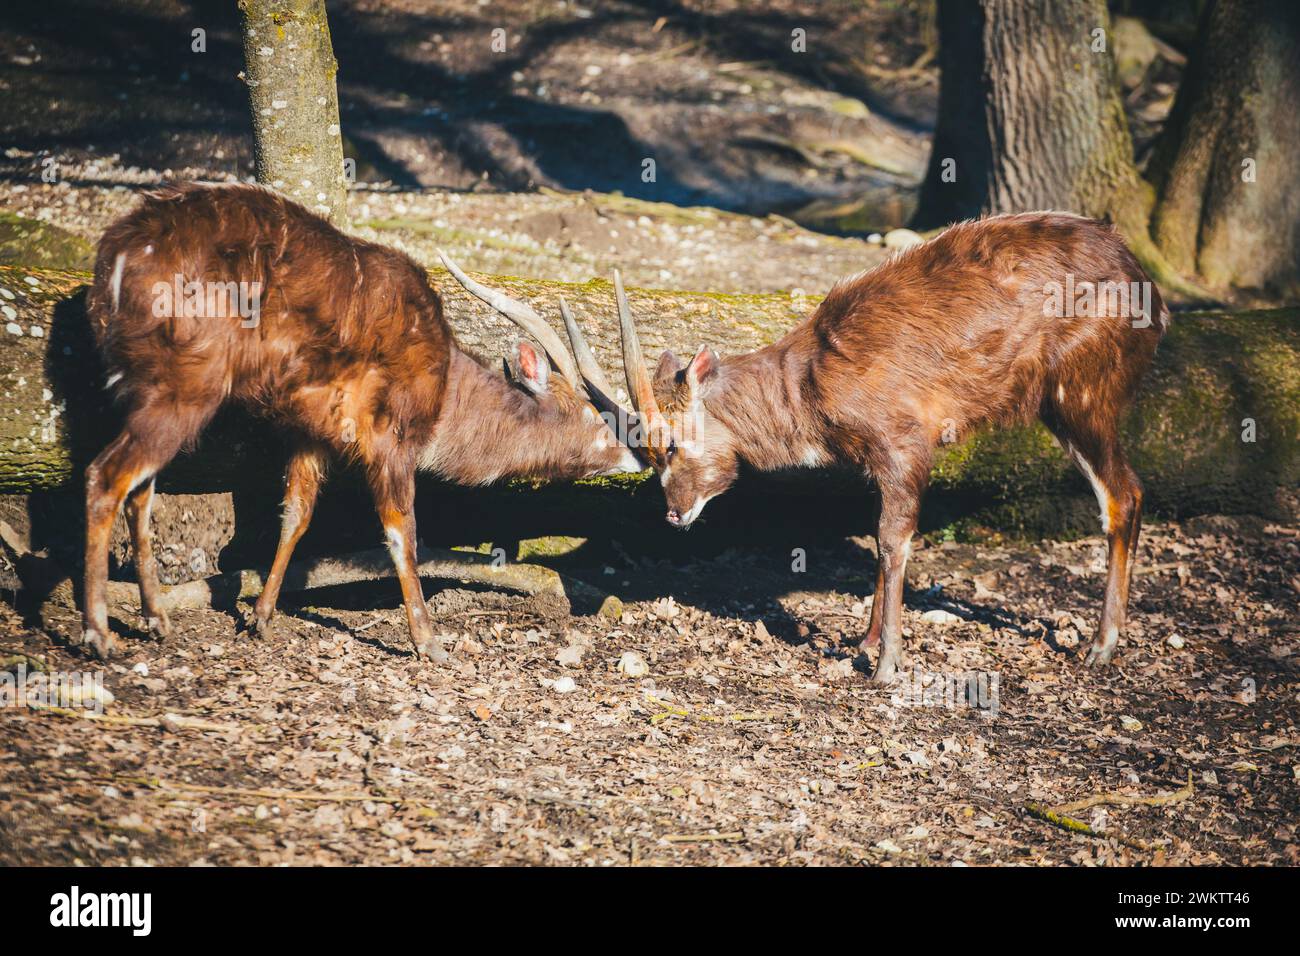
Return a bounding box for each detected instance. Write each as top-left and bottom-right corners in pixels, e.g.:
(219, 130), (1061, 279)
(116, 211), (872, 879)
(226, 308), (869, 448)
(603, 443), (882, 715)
(1147, 0), (1300, 298)
(2, 266), (1296, 533)
(239, 0), (348, 224)
(915, 0), (1150, 232)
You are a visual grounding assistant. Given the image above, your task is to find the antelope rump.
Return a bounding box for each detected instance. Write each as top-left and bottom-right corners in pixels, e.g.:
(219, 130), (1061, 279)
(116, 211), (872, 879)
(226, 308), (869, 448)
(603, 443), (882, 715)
(82, 182), (638, 661)
(604, 212), (1170, 683)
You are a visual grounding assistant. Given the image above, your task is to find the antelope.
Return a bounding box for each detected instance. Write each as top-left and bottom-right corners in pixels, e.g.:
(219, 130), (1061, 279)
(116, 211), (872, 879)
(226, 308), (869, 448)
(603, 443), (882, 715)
(599, 213), (1170, 682)
(82, 182), (638, 660)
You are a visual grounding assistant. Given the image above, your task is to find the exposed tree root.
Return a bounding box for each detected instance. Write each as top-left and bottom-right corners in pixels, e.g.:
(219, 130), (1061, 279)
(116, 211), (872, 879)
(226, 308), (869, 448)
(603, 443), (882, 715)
(24, 702), (234, 733)
(1052, 770), (1195, 815)
(1024, 802), (1152, 850)
(114, 544), (597, 616)
(1025, 771), (1195, 852)
(118, 777), (428, 807)
(33, 544), (611, 630)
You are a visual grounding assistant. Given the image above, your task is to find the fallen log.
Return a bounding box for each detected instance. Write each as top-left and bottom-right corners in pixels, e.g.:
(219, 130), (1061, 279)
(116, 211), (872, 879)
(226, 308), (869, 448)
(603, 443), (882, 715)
(98, 541), (600, 616)
(1, 264), (1297, 537)
(26, 542), (612, 632)
(0, 265), (808, 494)
(95, 542), (606, 617)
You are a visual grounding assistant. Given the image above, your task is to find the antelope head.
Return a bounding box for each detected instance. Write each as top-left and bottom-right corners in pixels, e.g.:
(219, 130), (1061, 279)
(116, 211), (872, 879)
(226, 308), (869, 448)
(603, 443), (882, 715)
(437, 252), (641, 481)
(604, 272), (740, 529)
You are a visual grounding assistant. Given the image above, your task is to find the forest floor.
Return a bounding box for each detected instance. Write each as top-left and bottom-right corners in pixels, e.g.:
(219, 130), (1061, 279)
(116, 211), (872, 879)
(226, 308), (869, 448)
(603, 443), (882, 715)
(0, 0), (943, 293)
(0, 175), (891, 296)
(0, 0), (1182, 294)
(2, 513), (1297, 866)
(2, 0), (1290, 868)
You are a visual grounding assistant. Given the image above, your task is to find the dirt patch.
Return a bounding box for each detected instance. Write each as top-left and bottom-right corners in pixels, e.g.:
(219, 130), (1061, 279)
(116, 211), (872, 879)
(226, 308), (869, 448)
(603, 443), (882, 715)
(2, 515), (1296, 865)
(0, 0), (1185, 293)
(0, 177), (892, 296)
(0, 0), (932, 225)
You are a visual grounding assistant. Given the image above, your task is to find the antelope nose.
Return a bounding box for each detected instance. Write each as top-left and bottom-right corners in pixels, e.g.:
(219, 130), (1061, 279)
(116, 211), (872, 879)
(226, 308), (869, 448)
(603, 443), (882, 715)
(666, 509), (683, 526)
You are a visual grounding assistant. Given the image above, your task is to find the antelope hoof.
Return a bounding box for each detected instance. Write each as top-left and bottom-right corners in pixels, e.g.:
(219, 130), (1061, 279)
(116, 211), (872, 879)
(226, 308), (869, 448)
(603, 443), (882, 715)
(242, 609), (274, 640)
(1084, 644), (1115, 667)
(870, 656), (899, 684)
(83, 628), (119, 660)
(413, 639), (449, 664)
(144, 612), (172, 642)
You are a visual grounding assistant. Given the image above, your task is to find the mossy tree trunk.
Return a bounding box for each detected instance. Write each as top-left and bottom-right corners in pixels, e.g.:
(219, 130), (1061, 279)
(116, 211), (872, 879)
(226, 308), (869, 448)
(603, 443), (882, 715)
(915, 0), (1298, 301)
(239, 0), (348, 224)
(1146, 0), (1300, 298)
(912, 1), (1201, 291)
(1, 266), (1296, 535)
(915, 0), (1151, 234)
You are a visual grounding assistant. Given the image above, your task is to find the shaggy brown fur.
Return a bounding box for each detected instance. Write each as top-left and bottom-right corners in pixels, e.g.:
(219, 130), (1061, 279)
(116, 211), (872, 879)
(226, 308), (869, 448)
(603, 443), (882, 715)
(82, 182), (634, 660)
(632, 212), (1168, 681)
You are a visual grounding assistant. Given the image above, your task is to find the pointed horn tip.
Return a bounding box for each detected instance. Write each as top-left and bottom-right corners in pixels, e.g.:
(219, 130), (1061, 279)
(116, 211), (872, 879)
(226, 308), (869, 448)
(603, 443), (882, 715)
(437, 250), (466, 277)
(610, 270), (659, 418)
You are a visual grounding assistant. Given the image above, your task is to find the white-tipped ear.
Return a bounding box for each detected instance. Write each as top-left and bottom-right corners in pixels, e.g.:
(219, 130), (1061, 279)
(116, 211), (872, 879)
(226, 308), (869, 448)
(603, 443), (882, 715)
(510, 340), (550, 395)
(685, 345), (719, 393)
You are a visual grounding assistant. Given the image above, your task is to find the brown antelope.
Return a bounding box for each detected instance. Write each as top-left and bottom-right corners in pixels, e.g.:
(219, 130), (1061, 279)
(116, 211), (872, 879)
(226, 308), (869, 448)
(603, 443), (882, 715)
(83, 182), (637, 660)
(597, 212), (1169, 682)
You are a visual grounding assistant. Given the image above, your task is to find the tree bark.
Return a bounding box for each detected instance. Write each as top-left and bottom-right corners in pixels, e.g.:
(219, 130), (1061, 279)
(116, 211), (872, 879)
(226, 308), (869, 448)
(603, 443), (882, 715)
(239, 0), (348, 224)
(1147, 0), (1300, 298)
(915, 0), (1150, 231)
(1, 266), (1296, 530)
(913, 0), (1206, 299)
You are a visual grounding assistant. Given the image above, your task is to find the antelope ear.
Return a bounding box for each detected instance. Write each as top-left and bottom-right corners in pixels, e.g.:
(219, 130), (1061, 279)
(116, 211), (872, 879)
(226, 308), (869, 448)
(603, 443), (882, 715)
(655, 349), (684, 384)
(509, 340), (550, 395)
(685, 345), (719, 393)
